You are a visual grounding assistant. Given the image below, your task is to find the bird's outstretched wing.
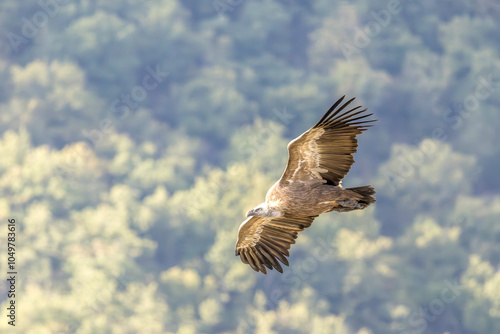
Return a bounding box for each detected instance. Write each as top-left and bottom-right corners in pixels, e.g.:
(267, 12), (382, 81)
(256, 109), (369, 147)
(281, 96), (375, 186)
(235, 215), (317, 274)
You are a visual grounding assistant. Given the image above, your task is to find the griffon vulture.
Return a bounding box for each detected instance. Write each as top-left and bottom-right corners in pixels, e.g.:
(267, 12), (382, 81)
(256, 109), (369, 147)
(235, 96), (376, 274)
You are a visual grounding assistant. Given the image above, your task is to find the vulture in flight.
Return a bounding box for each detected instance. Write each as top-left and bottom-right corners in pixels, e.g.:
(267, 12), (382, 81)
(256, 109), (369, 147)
(235, 96), (376, 274)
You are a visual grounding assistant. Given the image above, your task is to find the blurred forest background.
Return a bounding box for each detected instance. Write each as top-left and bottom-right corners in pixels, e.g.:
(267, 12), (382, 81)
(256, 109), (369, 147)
(1, 0), (500, 333)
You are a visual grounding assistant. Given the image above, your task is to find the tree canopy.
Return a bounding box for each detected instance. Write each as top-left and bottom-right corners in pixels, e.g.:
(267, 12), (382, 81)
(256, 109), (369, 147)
(1, 0), (499, 333)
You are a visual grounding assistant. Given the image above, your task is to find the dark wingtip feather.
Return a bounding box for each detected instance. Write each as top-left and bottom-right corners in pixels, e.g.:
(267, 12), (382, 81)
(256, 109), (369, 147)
(319, 102), (377, 132)
(314, 96), (363, 129)
(313, 96), (347, 128)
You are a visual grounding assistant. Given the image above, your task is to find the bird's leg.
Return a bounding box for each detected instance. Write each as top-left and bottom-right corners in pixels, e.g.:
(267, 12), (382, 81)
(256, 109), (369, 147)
(336, 200), (363, 209)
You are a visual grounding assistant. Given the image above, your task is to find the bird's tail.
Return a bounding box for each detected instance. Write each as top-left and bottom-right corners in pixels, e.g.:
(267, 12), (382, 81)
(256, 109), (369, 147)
(347, 185), (376, 208)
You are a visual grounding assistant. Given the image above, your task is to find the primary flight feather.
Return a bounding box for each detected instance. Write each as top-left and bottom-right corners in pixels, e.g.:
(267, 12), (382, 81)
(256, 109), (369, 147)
(235, 96), (376, 274)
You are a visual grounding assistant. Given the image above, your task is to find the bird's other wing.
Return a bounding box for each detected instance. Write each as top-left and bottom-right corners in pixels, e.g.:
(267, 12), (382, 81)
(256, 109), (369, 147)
(280, 96), (376, 186)
(235, 215), (317, 274)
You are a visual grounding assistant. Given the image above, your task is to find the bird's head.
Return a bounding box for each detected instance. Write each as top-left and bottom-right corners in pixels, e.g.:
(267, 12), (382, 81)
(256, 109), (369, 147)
(246, 203), (281, 218)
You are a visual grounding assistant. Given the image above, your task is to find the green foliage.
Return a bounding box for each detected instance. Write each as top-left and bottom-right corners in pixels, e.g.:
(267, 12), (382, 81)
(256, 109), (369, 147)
(0, 0), (499, 333)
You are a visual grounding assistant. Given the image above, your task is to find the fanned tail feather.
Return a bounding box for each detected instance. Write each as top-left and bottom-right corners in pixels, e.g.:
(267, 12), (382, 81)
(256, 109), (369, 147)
(347, 185), (376, 207)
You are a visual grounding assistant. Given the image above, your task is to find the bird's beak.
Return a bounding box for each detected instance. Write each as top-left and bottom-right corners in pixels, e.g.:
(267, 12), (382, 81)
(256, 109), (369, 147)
(246, 210), (254, 217)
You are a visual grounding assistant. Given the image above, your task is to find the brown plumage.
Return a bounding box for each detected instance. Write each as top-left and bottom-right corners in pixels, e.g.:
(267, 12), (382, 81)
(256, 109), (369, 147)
(235, 96), (376, 274)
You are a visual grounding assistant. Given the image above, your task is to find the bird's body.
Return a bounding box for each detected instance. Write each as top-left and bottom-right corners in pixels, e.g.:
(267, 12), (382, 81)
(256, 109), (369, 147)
(265, 180), (374, 217)
(235, 96), (376, 274)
